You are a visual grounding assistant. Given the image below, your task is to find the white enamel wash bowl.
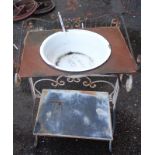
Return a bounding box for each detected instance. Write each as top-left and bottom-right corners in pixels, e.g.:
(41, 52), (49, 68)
(40, 29), (111, 72)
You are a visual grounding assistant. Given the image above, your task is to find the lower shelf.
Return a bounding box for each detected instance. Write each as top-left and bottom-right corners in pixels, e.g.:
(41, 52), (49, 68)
(33, 89), (113, 141)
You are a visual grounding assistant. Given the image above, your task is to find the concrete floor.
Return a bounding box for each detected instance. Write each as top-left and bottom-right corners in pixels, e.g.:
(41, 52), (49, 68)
(13, 0), (141, 154)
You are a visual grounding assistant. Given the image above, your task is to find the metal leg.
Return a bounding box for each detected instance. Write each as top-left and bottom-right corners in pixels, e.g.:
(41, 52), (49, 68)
(14, 73), (21, 87)
(111, 78), (119, 133)
(108, 102), (116, 153)
(108, 78), (120, 152)
(28, 77), (36, 105)
(28, 77), (38, 129)
(125, 74), (133, 92)
(34, 135), (38, 148)
(109, 140), (112, 152)
(112, 105), (116, 133)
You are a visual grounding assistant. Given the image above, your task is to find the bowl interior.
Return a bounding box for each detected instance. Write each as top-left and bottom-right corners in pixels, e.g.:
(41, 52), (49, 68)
(40, 29), (111, 72)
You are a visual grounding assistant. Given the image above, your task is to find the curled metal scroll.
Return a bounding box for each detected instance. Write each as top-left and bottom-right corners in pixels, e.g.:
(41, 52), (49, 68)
(67, 77), (81, 83)
(34, 75), (65, 96)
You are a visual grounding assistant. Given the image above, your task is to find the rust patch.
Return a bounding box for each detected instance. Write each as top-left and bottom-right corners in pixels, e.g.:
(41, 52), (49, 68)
(79, 90), (97, 96)
(66, 0), (78, 11)
(49, 100), (64, 105)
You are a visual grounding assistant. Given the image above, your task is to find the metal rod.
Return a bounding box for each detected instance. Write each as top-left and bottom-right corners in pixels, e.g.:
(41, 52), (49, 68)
(111, 78), (119, 133)
(81, 22), (84, 29)
(16, 21), (25, 73)
(58, 12), (66, 32)
(112, 107), (116, 133)
(28, 77), (36, 104)
(13, 43), (18, 50)
(109, 140), (112, 152)
(120, 15), (134, 57)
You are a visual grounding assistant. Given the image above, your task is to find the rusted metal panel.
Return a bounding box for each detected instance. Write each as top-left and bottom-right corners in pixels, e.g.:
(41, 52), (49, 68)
(19, 27), (137, 77)
(33, 89), (113, 141)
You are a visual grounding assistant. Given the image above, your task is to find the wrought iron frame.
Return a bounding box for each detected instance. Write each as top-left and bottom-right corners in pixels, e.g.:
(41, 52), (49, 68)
(14, 15), (135, 152)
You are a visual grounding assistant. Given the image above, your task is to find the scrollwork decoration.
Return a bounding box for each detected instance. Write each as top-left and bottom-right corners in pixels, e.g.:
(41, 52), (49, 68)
(33, 75), (116, 97)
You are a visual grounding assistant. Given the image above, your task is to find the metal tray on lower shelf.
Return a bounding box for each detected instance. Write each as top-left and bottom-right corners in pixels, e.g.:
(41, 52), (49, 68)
(33, 89), (113, 141)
